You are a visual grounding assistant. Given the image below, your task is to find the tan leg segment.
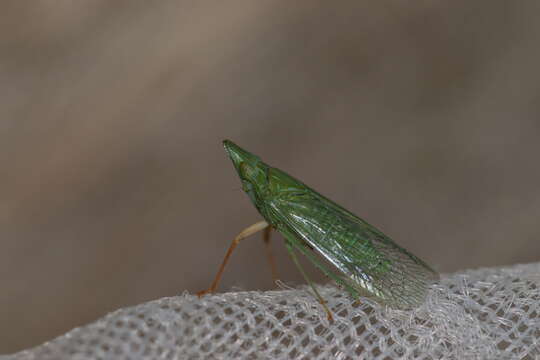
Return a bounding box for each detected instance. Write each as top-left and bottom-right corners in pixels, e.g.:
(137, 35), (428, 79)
(197, 220), (269, 297)
(263, 226), (279, 285)
(285, 242), (334, 322)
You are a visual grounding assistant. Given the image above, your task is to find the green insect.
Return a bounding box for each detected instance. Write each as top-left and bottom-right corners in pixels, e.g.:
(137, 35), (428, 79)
(198, 140), (438, 320)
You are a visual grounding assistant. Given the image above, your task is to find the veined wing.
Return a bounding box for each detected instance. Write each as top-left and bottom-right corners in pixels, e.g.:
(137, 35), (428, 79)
(269, 192), (438, 309)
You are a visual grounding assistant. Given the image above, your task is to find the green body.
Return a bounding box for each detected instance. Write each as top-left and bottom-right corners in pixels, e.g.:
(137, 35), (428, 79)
(224, 140), (438, 309)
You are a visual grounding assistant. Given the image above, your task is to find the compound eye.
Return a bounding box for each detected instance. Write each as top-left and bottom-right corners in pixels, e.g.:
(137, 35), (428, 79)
(239, 162), (248, 176)
(239, 162), (255, 179)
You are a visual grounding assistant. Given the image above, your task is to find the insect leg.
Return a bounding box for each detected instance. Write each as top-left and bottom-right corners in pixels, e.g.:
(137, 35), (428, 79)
(289, 239), (360, 299)
(285, 242), (334, 322)
(197, 220), (269, 297)
(262, 226), (279, 285)
(279, 227), (361, 299)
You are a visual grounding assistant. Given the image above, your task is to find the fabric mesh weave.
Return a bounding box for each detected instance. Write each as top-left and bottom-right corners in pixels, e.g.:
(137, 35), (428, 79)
(3, 262), (540, 359)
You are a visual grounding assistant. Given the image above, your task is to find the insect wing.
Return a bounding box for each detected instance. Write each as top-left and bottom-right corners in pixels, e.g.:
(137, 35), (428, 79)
(270, 193), (438, 309)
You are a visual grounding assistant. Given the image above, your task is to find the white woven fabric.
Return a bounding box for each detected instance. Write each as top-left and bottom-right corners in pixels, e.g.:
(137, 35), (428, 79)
(3, 262), (540, 359)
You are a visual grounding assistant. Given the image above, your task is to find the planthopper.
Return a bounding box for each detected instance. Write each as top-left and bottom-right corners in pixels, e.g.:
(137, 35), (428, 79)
(197, 140), (439, 320)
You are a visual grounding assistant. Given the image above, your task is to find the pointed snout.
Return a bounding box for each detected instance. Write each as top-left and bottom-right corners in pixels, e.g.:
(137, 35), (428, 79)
(223, 139), (260, 173)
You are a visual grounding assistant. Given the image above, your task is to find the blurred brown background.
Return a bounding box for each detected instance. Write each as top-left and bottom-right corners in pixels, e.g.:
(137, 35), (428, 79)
(2, 1), (540, 353)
